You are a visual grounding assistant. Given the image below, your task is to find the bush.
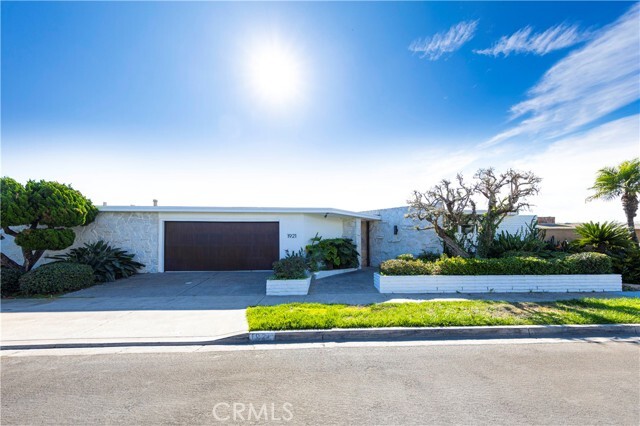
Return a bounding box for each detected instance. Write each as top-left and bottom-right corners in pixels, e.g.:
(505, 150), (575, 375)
(396, 253), (415, 261)
(380, 259), (435, 276)
(574, 221), (633, 254)
(271, 253), (308, 280)
(306, 235), (359, 270)
(416, 250), (441, 262)
(561, 252), (612, 274)
(14, 228), (75, 251)
(19, 262), (95, 295)
(1, 268), (24, 296)
(380, 254), (613, 276)
(488, 221), (547, 258)
(614, 249), (640, 284)
(48, 240), (145, 282)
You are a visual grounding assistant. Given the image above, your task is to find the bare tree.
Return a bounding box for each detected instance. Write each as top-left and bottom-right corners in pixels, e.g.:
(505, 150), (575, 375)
(474, 168), (541, 258)
(407, 174), (476, 258)
(408, 168), (541, 258)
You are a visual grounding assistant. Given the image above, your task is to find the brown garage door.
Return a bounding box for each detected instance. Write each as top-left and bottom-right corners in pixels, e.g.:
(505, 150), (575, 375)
(164, 222), (279, 271)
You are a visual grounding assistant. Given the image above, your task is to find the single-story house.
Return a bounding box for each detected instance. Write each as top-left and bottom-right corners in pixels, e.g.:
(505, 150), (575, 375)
(0, 205), (534, 272)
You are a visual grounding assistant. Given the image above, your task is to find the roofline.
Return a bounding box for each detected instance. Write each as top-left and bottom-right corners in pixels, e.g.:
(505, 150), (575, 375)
(98, 206), (381, 220)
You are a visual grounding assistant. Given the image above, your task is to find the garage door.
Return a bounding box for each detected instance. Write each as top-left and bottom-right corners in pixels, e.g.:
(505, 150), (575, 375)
(164, 222), (279, 271)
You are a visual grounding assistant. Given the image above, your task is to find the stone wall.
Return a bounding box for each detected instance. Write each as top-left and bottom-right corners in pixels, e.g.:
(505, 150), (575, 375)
(1, 212), (160, 272)
(342, 218), (362, 268)
(363, 207), (442, 267)
(361, 207), (537, 266)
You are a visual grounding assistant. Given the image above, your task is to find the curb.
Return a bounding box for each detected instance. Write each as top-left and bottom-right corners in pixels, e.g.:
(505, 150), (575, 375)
(247, 324), (640, 344)
(2, 324), (638, 351)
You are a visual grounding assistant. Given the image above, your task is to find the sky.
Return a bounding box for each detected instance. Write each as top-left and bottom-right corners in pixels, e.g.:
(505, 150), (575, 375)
(2, 1), (639, 223)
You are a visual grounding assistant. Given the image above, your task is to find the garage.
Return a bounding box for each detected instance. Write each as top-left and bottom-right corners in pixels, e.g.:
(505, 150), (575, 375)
(163, 221), (279, 271)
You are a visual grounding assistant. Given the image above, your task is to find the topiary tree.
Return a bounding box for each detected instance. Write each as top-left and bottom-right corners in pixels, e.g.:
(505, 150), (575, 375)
(1, 177), (99, 271)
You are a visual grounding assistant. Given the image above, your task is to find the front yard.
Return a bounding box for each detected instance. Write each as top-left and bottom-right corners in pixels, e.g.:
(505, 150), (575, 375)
(247, 297), (640, 330)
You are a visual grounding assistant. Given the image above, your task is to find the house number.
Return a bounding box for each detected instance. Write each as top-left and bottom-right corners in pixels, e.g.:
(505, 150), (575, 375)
(287, 234), (297, 238)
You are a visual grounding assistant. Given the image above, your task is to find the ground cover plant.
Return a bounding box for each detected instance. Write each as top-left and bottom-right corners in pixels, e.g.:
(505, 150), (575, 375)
(246, 298), (640, 330)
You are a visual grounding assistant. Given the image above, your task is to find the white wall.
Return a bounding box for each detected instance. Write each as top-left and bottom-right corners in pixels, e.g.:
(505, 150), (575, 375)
(157, 212), (346, 271)
(1, 211), (353, 273)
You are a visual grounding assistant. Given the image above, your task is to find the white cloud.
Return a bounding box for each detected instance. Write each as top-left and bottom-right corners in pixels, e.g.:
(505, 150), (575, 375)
(409, 20), (478, 60)
(509, 115), (640, 223)
(482, 3), (640, 147)
(474, 24), (590, 57)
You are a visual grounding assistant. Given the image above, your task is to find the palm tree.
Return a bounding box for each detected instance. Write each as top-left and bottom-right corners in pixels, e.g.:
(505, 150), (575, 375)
(587, 158), (640, 244)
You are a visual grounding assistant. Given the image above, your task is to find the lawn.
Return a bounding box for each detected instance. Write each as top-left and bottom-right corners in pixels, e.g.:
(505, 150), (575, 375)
(246, 298), (640, 331)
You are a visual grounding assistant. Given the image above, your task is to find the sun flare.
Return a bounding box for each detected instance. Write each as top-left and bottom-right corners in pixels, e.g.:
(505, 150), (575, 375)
(248, 43), (303, 106)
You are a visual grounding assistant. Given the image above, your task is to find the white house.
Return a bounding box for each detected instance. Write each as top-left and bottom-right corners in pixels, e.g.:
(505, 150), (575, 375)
(0, 205), (535, 272)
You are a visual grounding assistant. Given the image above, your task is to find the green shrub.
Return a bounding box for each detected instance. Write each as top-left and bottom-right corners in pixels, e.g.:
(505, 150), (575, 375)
(1, 268), (24, 296)
(561, 252), (612, 274)
(614, 249), (640, 284)
(380, 259), (434, 276)
(416, 251), (441, 262)
(396, 253), (415, 261)
(19, 263), (95, 295)
(14, 228), (75, 251)
(489, 221), (547, 258)
(380, 254), (613, 276)
(574, 221), (633, 254)
(271, 252), (308, 280)
(305, 235), (359, 270)
(48, 240), (145, 282)
(433, 256), (568, 275)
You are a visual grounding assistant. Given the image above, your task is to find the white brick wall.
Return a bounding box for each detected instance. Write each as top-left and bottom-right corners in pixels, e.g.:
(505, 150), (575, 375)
(374, 273), (622, 293)
(266, 277), (311, 295)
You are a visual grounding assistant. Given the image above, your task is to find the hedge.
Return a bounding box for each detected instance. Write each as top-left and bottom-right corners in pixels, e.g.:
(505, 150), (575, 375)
(380, 253), (613, 276)
(1, 268), (24, 296)
(19, 262), (95, 295)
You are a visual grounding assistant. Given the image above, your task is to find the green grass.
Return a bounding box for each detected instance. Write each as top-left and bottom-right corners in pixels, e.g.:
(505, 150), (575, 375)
(246, 298), (640, 330)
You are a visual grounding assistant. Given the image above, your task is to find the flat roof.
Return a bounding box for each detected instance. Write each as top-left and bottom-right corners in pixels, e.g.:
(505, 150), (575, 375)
(98, 206), (381, 220)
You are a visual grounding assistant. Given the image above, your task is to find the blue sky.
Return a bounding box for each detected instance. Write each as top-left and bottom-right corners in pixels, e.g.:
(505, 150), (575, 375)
(2, 1), (639, 222)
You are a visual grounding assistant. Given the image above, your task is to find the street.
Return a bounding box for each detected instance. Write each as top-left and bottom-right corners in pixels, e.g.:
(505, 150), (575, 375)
(2, 340), (639, 425)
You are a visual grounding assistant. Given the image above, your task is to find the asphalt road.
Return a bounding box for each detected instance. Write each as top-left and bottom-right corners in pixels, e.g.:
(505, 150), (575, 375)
(2, 341), (639, 425)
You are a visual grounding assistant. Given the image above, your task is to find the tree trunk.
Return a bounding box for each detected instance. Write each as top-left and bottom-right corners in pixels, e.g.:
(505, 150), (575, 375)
(621, 193), (639, 244)
(1, 253), (23, 271)
(434, 227), (470, 258)
(22, 248), (45, 272)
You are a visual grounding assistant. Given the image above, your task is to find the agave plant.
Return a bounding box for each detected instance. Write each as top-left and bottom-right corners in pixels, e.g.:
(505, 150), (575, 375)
(488, 220), (546, 258)
(48, 240), (145, 282)
(574, 221), (633, 254)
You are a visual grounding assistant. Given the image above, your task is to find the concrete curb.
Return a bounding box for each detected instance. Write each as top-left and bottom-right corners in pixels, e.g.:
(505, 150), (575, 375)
(247, 324), (640, 343)
(2, 324), (638, 351)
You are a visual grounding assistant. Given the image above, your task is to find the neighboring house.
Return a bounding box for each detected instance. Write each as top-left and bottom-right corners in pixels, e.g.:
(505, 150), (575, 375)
(537, 217), (640, 243)
(0, 205), (535, 272)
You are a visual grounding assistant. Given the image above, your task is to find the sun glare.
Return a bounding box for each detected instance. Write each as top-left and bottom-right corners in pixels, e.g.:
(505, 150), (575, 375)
(248, 43), (303, 106)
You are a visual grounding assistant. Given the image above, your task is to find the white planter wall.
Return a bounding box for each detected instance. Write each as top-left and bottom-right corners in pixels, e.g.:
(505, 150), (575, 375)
(266, 277), (312, 295)
(374, 273), (622, 293)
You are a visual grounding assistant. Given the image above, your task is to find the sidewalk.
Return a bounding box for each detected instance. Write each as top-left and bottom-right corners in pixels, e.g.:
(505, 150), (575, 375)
(2, 291), (639, 350)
